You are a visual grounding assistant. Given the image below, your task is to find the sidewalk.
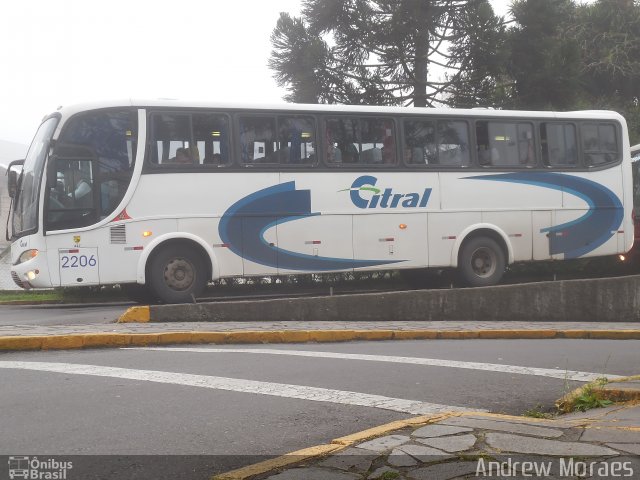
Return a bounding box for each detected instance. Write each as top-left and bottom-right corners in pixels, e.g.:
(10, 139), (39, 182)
(216, 404), (640, 480)
(1, 320), (640, 351)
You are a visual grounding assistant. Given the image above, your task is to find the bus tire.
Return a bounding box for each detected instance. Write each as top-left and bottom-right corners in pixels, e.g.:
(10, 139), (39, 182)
(148, 245), (206, 304)
(458, 236), (505, 287)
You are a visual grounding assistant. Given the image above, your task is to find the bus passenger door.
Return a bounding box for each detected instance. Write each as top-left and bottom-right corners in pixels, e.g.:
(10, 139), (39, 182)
(44, 152), (101, 286)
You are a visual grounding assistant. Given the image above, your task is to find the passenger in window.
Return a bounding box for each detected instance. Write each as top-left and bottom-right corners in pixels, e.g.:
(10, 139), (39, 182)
(478, 145), (491, 165)
(170, 147), (192, 164)
(342, 143), (359, 163)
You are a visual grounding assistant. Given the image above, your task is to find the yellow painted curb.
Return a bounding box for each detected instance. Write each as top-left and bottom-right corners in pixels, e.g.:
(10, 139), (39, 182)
(0, 336), (44, 351)
(211, 412), (458, 480)
(117, 306), (150, 323)
(392, 330), (439, 340)
(42, 335), (84, 350)
(212, 444), (343, 480)
(2, 329), (640, 352)
(331, 413), (455, 446)
(589, 330), (640, 340)
(478, 329), (558, 339)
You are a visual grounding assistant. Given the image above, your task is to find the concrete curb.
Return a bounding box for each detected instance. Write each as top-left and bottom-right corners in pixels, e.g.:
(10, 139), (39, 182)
(2, 329), (640, 352)
(556, 375), (640, 412)
(212, 413), (457, 480)
(211, 406), (640, 480)
(117, 276), (640, 323)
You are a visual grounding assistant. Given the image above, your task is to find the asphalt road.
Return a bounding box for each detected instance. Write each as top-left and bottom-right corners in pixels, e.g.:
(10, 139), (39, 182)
(0, 303), (128, 325)
(0, 339), (638, 479)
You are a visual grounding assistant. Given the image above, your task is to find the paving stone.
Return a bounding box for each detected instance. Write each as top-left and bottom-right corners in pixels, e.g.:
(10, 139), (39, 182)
(441, 417), (564, 438)
(265, 466), (362, 480)
(396, 443), (452, 463)
(354, 435), (410, 453)
(417, 433), (477, 452)
(605, 443), (640, 455)
(317, 447), (378, 472)
(580, 428), (640, 443)
(584, 455), (640, 480)
(407, 460), (478, 480)
(411, 424), (473, 438)
(485, 432), (620, 456)
(461, 414), (573, 429)
(368, 466), (402, 480)
(388, 448), (418, 467)
(561, 405), (627, 421)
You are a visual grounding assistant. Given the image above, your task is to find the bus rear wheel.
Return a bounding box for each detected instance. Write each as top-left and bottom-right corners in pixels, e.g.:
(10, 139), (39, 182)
(148, 245), (207, 304)
(458, 236), (505, 287)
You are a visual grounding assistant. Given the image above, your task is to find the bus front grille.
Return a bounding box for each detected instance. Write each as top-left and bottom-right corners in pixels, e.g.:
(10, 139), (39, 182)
(11, 271), (25, 289)
(110, 225), (126, 244)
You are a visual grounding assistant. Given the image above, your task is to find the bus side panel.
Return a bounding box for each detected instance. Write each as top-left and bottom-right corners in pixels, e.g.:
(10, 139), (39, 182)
(556, 169), (625, 259)
(481, 211), (532, 262)
(276, 213), (354, 275)
(353, 212), (428, 270)
(532, 211), (553, 260)
(99, 219), (179, 285)
(428, 211), (481, 268)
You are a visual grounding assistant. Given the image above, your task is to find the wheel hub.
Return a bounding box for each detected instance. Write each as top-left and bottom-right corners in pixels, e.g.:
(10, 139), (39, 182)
(471, 247), (496, 278)
(163, 258), (194, 291)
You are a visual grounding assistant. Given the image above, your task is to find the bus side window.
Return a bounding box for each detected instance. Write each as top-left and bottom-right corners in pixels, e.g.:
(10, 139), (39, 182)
(239, 116), (277, 164)
(277, 116), (316, 165)
(193, 113), (230, 165)
(437, 120), (470, 167)
(541, 123), (577, 167)
(581, 123), (618, 167)
(403, 119), (436, 165)
(150, 113), (193, 165)
(325, 117), (359, 165)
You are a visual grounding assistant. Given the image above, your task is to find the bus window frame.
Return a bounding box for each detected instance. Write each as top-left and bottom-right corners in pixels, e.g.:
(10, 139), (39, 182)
(400, 116), (473, 169)
(235, 112), (319, 169)
(321, 114), (399, 169)
(144, 109), (234, 172)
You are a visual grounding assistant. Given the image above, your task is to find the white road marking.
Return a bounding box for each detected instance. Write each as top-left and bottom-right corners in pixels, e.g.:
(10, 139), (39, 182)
(0, 361), (480, 415)
(127, 347), (625, 383)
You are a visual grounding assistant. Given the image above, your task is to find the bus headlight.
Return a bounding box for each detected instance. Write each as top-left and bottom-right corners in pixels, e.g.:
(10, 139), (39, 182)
(18, 249), (39, 264)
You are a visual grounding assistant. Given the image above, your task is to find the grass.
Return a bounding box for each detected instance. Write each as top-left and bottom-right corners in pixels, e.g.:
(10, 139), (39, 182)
(573, 385), (613, 412)
(0, 290), (63, 303)
(523, 404), (554, 419)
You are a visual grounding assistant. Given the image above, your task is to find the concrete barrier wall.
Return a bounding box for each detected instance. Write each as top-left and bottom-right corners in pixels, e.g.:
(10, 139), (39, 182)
(150, 275), (640, 323)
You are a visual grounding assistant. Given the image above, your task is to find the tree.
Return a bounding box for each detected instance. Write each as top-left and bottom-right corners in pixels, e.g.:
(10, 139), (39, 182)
(269, 0), (504, 107)
(506, 0), (582, 110)
(446, 0), (511, 108)
(570, 0), (640, 142)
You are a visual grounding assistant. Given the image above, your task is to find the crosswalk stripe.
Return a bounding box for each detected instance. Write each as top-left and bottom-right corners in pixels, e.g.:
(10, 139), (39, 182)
(0, 361), (482, 415)
(127, 347), (625, 383)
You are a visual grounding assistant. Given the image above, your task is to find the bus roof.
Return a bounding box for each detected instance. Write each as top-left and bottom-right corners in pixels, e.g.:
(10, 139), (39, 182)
(49, 98), (625, 122)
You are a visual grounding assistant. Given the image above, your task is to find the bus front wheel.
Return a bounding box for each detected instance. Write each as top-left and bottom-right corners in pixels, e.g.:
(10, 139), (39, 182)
(148, 245), (207, 304)
(458, 236), (505, 287)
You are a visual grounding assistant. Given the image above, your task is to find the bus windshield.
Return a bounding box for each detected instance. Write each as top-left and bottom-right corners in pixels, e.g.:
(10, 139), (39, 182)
(11, 116), (59, 238)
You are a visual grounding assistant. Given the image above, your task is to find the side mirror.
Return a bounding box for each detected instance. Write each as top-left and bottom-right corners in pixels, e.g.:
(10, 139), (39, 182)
(8, 170), (18, 198)
(6, 159), (24, 199)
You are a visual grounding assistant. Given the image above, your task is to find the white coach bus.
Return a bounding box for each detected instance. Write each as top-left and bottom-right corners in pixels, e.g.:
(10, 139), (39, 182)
(6, 100), (634, 303)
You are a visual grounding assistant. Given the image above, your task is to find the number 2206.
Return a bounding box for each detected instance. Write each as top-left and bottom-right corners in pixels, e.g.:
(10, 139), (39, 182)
(61, 255), (97, 268)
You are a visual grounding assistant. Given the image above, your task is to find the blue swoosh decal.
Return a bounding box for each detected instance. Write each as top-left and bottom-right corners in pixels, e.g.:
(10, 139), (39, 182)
(219, 182), (401, 271)
(466, 172), (623, 258)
